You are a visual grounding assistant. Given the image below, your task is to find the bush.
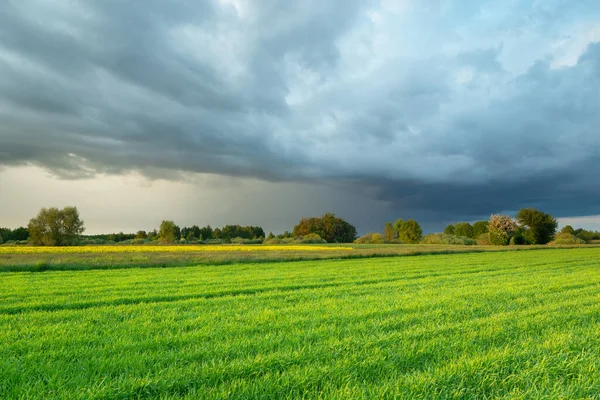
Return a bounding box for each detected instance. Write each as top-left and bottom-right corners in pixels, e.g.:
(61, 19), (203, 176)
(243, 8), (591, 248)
(489, 230), (510, 246)
(509, 235), (527, 246)
(230, 237), (264, 244)
(421, 234), (477, 245)
(371, 233), (384, 244)
(263, 234), (326, 245)
(202, 239), (225, 245)
(296, 233), (327, 244)
(354, 232), (387, 244)
(476, 233), (492, 246)
(354, 233), (372, 244)
(262, 237), (286, 245)
(549, 233), (586, 245)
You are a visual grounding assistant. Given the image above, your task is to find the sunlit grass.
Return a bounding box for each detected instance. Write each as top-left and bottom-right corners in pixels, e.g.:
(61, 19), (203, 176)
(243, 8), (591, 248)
(1, 248), (599, 398)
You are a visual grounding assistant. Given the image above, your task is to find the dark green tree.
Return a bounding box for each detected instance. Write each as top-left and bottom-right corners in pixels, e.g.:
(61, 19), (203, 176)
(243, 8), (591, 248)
(293, 213), (356, 243)
(443, 224), (455, 235)
(454, 222), (474, 238)
(516, 208), (558, 245)
(472, 221), (489, 236)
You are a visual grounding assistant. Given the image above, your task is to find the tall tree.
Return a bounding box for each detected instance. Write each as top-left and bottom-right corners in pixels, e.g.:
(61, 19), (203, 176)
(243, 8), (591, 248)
(158, 220), (177, 244)
(28, 206), (85, 246)
(516, 208), (558, 245)
(384, 222), (395, 242)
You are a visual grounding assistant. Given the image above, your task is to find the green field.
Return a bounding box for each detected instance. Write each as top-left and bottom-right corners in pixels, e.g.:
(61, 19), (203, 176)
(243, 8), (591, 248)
(2, 248), (600, 399)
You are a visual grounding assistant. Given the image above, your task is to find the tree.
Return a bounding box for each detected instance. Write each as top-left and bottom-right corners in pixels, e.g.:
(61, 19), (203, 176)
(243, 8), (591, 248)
(516, 208), (558, 245)
(28, 206), (85, 246)
(158, 220), (177, 244)
(472, 221), (489, 237)
(135, 230), (147, 239)
(575, 229), (594, 242)
(186, 231), (197, 241)
(454, 222), (474, 238)
(0, 233), (3, 244)
(293, 213), (356, 243)
(561, 225), (575, 235)
(443, 224), (455, 235)
(199, 225), (214, 240)
(395, 219), (422, 244)
(384, 222), (395, 242)
(488, 214), (518, 246)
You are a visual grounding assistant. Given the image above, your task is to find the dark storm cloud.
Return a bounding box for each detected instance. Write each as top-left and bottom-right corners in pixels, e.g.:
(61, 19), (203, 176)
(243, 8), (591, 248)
(1, 0), (600, 225)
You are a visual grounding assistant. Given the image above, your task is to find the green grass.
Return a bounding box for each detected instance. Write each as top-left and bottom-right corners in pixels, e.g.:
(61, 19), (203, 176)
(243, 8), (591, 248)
(1, 248), (600, 399)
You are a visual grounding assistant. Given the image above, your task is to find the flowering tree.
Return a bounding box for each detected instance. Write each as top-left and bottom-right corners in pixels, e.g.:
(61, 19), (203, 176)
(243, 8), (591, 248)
(488, 214), (518, 245)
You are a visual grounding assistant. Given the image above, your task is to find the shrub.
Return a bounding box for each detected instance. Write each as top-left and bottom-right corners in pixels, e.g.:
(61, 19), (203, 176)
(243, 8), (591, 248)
(354, 233), (374, 244)
(262, 237), (288, 245)
(230, 237), (264, 244)
(549, 233), (586, 245)
(263, 234), (326, 245)
(354, 233), (387, 244)
(509, 235), (527, 246)
(296, 233), (327, 244)
(476, 233), (492, 246)
(202, 239), (225, 245)
(421, 234), (477, 245)
(371, 233), (384, 244)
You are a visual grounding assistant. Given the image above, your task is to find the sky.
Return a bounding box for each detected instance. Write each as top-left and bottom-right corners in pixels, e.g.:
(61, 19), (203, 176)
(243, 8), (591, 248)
(1, 0), (600, 235)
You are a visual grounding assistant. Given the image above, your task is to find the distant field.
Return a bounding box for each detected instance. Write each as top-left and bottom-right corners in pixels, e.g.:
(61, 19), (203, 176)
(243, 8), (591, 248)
(1, 243), (592, 272)
(1, 248), (599, 398)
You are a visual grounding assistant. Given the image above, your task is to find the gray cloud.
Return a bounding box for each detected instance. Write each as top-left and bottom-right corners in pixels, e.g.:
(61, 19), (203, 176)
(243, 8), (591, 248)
(1, 0), (600, 230)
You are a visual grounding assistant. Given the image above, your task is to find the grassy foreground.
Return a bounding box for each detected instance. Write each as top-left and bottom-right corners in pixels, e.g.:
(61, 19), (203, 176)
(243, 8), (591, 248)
(1, 248), (600, 399)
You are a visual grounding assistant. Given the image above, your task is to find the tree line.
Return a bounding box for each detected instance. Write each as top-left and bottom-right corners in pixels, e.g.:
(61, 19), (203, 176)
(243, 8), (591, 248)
(2, 206), (599, 246)
(356, 208), (600, 246)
